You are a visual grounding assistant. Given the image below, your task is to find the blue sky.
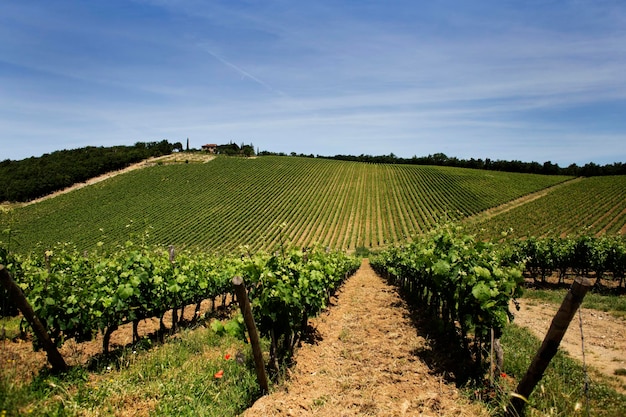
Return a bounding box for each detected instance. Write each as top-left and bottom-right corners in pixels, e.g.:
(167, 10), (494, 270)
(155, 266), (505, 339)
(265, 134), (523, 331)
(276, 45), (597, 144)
(1, 0), (625, 166)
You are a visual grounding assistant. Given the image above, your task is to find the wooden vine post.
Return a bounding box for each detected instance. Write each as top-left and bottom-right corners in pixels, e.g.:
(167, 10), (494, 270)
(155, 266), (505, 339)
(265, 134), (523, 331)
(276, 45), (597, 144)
(168, 245), (179, 332)
(508, 277), (592, 416)
(232, 276), (269, 394)
(0, 264), (68, 373)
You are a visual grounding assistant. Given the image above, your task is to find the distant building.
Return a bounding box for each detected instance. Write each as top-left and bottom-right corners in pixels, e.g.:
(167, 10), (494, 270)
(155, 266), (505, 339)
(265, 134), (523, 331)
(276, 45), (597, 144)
(201, 144), (218, 154)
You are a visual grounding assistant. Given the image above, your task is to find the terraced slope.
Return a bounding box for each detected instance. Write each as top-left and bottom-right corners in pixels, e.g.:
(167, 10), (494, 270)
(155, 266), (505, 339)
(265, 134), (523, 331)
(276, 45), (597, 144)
(4, 156), (571, 254)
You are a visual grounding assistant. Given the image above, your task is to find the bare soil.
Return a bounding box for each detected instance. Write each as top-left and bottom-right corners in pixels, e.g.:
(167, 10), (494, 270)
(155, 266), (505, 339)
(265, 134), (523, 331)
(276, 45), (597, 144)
(512, 298), (626, 395)
(0, 298), (222, 384)
(242, 260), (490, 417)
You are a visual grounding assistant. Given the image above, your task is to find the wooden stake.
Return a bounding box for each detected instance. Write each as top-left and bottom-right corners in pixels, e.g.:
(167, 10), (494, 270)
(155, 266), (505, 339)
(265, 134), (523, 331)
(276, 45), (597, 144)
(0, 264), (68, 373)
(168, 245), (178, 333)
(509, 277), (592, 415)
(232, 276), (269, 394)
(490, 327), (495, 384)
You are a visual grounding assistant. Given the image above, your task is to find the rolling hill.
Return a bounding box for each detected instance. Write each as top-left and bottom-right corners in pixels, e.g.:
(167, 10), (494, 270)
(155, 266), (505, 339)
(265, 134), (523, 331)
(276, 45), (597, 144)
(467, 174), (626, 240)
(4, 154), (621, 255)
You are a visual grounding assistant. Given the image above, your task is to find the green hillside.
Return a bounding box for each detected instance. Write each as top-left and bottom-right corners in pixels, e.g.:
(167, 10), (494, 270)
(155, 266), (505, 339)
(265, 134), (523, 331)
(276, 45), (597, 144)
(467, 175), (626, 240)
(2, 156), (573, 254)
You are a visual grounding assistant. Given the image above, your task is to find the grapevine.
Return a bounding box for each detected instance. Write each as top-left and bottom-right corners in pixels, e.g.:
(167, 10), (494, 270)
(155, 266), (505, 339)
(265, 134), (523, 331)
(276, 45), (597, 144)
(3, 238), (359, 362)
(371, 225), (524, 375)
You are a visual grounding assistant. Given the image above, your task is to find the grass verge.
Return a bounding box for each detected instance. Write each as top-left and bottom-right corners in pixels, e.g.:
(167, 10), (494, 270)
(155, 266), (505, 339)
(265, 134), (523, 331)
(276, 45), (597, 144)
(482, 324), (626, 416)
(521, 288), (626, 319)
(0, 317), (22, 340)
(1, 324), (266, 416)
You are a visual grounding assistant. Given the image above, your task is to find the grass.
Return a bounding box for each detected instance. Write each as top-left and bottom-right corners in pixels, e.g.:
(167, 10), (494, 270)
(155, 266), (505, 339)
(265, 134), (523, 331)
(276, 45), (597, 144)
(3, 280), (625, 416)
(0, 324), (266, 416)
(470, 287), (626, 416)
(0, 317), (22, 340)
(521, 287), (626, 319)
(490, 324), (626, 416)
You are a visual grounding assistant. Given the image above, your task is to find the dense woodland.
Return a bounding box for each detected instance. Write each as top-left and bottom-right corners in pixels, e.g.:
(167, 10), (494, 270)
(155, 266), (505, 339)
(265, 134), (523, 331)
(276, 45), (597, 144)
(0, 141), (181, 202)
(0, 141), (262, 203)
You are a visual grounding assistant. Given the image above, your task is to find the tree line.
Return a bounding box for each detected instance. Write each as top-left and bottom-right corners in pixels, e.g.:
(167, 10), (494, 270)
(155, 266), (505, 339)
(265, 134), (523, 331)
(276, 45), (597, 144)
(312, 152), (625, 177)
(4, 143), (623, 203)
(1, 140), (181, 203)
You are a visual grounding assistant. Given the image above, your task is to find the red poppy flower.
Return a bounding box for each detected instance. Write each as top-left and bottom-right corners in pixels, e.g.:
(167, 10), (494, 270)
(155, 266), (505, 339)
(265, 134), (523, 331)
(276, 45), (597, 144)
(214, 370), (224, 379)
(500, 372), (508, 378)
(224, 354), (232, 360)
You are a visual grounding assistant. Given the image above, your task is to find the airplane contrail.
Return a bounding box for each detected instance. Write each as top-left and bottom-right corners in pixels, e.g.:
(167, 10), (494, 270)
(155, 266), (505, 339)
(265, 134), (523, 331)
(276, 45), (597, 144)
(201, 46), (279, 93)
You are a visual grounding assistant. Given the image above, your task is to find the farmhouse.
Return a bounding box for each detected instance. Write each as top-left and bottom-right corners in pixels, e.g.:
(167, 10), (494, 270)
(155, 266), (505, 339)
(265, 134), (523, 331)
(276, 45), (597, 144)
(201, 143), (218, 153)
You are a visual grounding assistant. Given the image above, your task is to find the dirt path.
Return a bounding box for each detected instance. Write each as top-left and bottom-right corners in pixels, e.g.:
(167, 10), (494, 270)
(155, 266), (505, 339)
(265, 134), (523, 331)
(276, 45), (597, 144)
(242, 260), (489, 417)
(512, 298), (626, 395)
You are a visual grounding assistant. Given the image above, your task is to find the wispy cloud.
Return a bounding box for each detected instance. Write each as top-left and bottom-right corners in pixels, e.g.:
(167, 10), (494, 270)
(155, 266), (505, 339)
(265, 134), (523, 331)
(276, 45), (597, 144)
(1, 0), (625, 165)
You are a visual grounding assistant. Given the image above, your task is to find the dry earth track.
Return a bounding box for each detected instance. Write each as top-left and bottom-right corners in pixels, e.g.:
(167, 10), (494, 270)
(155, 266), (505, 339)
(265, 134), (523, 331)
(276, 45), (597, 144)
(464, 177), (583, 225)
(242, 259), (489, 417)
(4, 153), (216, 208)
(3, 163), (624, 413)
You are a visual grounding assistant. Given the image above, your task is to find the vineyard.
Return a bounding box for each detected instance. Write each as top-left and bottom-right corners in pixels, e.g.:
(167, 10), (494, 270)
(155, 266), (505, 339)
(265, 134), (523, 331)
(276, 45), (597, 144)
(2, 156), (572, 255)
(467, 175), (626, 240)
(2, 155), (626, 415)
(371, 226), (525, 377)
(1, 242), (358, 361)
(505, 235), (626, 287)
(3, 229), (626, 415)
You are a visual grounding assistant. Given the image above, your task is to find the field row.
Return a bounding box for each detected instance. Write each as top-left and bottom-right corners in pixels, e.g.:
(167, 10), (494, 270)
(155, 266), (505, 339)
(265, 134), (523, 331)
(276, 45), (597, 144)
(371, 226), (524, 373)
(3, 242), (358, 357)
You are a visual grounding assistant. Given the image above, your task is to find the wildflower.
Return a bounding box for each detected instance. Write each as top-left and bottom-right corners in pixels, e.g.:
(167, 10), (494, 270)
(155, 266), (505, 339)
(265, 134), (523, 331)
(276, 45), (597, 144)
(500, 372), (508, 378)
(224, 354), (232, 360)
(214, 369), (224, 379)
